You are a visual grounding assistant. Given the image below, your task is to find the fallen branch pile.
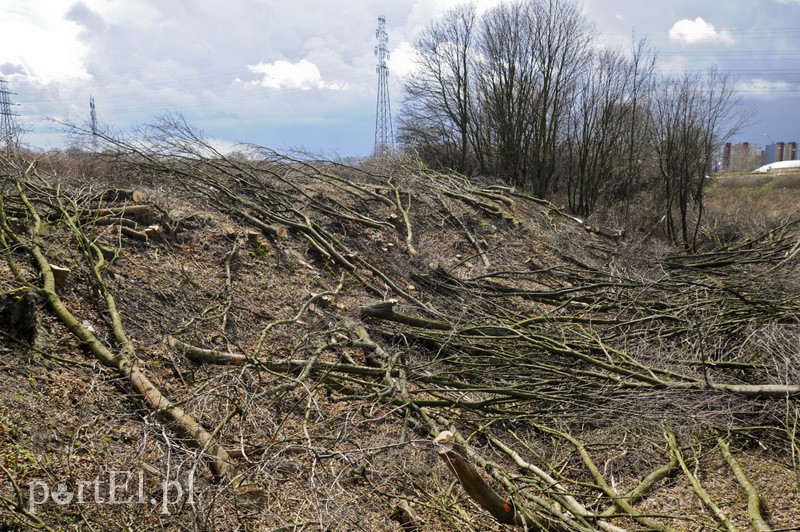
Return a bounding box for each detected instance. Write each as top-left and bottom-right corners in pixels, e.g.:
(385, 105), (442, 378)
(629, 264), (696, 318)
(1, 118), (798, 530)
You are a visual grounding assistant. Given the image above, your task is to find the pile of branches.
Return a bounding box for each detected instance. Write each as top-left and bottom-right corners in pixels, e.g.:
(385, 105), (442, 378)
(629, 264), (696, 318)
(1, 117), (799, 530)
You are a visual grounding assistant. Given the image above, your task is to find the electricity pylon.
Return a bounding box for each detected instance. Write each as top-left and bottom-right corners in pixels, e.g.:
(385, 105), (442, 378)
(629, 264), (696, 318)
(0, 77), (19, 146)
(373, 15), (393, 156)
(90, 95), (97, 135)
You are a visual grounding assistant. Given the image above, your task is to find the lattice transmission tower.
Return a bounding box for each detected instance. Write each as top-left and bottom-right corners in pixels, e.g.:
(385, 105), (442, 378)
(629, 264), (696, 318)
(0, 76), (19, 146)
(373, 15), (394, 156)
(90, 95), (97, 135)
(89, 95), (99, 148)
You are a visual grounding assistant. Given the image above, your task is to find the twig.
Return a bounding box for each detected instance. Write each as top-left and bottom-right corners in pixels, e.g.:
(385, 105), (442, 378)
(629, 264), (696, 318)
(0, 463), (58, 532)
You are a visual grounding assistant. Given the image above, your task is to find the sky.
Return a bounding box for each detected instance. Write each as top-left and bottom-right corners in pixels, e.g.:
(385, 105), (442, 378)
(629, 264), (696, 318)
(1, 0), (799, 157)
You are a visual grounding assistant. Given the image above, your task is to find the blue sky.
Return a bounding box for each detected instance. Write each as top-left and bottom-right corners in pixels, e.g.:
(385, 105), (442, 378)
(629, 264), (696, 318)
(1, 0), (799, 156)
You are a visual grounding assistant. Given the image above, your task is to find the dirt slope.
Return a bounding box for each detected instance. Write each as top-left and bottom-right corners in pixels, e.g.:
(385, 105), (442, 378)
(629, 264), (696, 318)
(1, 140), (799, 531)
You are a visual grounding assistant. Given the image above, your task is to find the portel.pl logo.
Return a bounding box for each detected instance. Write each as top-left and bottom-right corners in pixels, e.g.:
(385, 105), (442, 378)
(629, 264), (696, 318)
(28, 469), (194, 515)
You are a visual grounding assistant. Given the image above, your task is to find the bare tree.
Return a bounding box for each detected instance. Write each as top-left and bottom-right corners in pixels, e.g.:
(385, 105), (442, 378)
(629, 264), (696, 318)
(561, 39), (657, 220)
(617, 37), (657, 218)
(563, 48), (631, 218)
(477, 0), (594, 195)
(399, 0), (595, 197)
(651, 67), (750, 249)
(476, 1), (537, 187)
(397, 4), (479, 174)
(527, 0), (595, 198)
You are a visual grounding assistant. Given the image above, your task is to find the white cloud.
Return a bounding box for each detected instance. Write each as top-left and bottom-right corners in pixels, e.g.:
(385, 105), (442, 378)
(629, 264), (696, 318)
(0, 1), (91, 84)
(80, 0), (162, 28)
(668, 17), (735, 45)
(738, 78), (792, 94)
(240, 59), (349, 91)
(388, 41), (419, 78)
(201, 137), (241, 156)
(418, 0), (503, 16)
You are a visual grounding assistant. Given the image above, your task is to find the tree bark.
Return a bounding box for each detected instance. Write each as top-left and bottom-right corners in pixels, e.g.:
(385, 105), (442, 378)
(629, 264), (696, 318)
(433, 431), (528, 528)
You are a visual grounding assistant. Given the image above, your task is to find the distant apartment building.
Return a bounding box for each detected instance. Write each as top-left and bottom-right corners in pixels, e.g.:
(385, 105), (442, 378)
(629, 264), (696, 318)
(764, 141), (798, 164)
(720, 140), (798, 172)
(721, 142), (761, 172)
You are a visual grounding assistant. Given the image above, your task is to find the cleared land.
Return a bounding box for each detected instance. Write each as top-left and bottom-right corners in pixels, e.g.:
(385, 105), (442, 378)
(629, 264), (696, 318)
(1, 139), (799, 530)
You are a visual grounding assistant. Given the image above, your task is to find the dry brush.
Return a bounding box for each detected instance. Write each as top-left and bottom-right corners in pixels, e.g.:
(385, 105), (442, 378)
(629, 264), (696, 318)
(1, 121), (798, 530)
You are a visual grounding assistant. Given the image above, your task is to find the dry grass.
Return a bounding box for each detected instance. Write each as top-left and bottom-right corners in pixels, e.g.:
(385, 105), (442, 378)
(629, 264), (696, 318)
(699, 171), (800, 246)
(708, 171), (800, 214)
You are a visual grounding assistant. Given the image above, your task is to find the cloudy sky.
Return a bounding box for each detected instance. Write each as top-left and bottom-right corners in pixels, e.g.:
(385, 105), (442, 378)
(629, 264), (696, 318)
(1, 0), (799, 156)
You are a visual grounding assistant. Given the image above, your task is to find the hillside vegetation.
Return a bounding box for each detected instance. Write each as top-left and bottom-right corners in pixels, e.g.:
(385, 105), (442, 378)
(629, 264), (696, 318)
(1, 126), (799, 531)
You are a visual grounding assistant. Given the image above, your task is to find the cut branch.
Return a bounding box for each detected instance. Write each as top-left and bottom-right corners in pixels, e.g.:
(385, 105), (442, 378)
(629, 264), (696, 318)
(2, 178), (242, 484)
(667, 432), (738, 532)
(433, 431), (528, 528)
(718, 439), (772, 532)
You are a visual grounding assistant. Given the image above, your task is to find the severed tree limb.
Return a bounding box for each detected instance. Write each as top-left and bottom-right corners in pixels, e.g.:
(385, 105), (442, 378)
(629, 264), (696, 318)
(169, 336), (248, 366)
(437, 197), (491, 268)
(168, 336), (568, 406)
(94, 204), (153, 221)
(535, 424), (678, 532)
(0, 463), (57, 532)
(46, 256), (237, 481)
(387, 176), (418, 256)
(253, 281), (344, 357)
(221, 239), (239, 333)
(352, 324), (390, 367)
(360, 300), (453, 330)
(667, 432), (738, 532)
(353, 257), (436, 312)
(484, 431), (627, 532)
(430, 426), (594, 531)
(93, 216), (138, 229)
(600, 454), (680, 517)
(441, 190), (509, 220)
(360, 300), (800, 400)
(717, 439), (772, 532)
(3, 181), (242, 484)
(433, 431), (529, 529)
(389, 502), (422, 531)
(119, 224), (149, 241)
(708, 383), (800, 399)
